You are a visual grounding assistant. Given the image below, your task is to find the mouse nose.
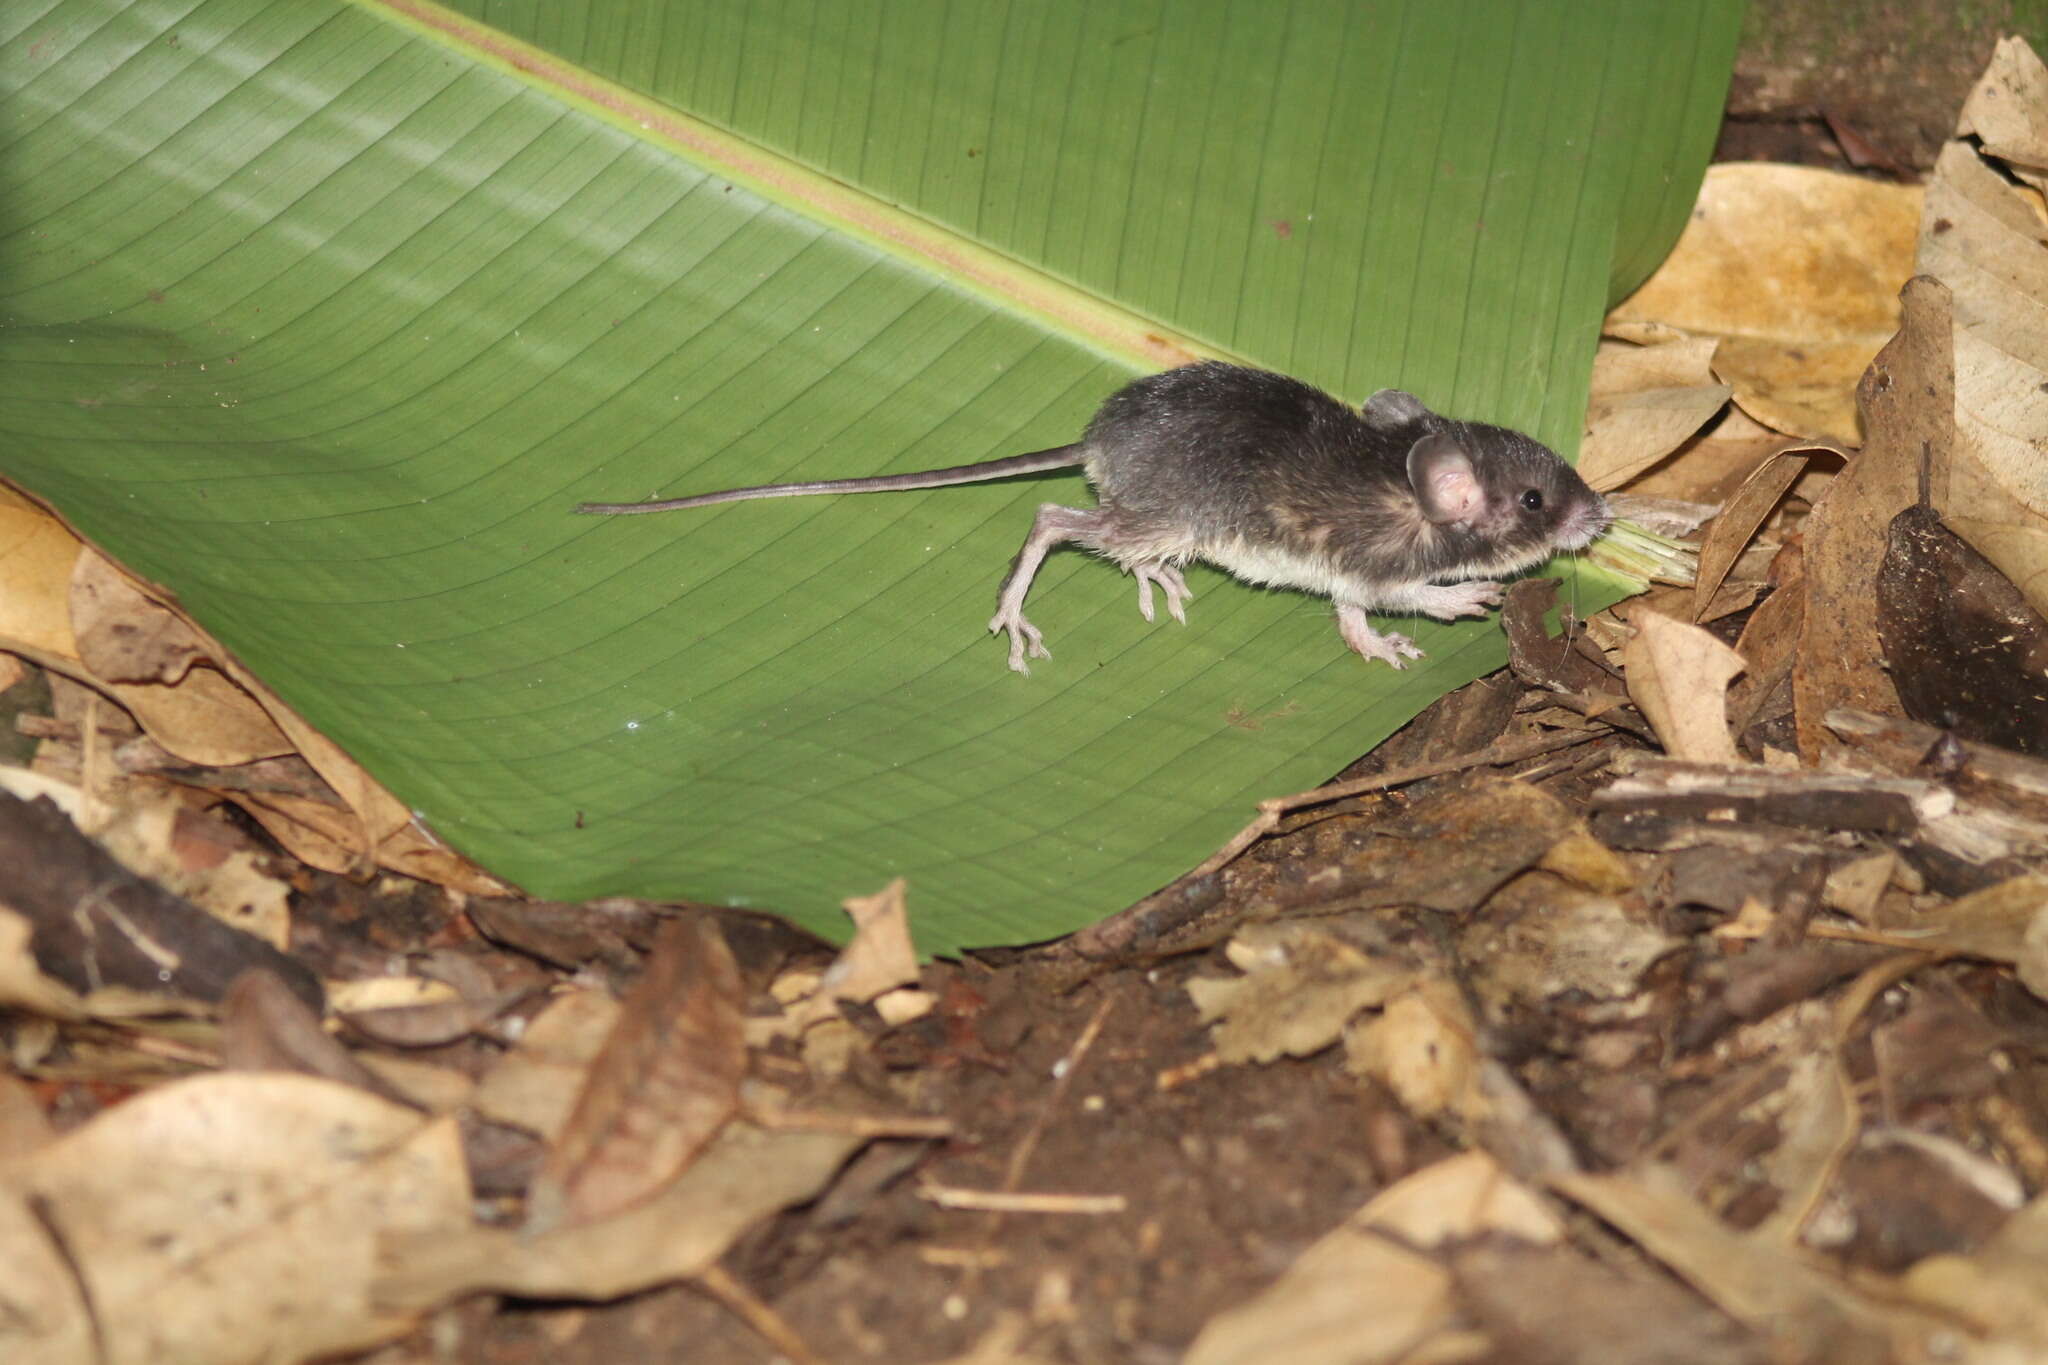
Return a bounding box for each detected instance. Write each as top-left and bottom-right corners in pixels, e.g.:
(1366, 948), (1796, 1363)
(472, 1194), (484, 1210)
(1564, 497), (1611, 548)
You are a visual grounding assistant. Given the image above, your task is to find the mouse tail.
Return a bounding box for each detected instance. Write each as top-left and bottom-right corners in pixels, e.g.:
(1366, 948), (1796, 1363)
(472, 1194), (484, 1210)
(576, 445), (1086, 515)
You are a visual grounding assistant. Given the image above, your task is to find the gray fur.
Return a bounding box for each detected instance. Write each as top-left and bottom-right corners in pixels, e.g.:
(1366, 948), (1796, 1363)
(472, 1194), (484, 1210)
(578, 361), (1609, 672)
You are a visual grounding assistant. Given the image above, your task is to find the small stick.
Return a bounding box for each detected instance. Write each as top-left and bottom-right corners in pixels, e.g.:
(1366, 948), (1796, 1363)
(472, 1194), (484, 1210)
(749, 1106), (955, 1140)
(694, 1263), (825, 1365)
(960, 998), (1115, 1292)
(919, 1185), (1127, 1215)
(1186, 727), (1606, 880)
(919, 1246), (1011, 1269)
(999, 998), (1113, 1197)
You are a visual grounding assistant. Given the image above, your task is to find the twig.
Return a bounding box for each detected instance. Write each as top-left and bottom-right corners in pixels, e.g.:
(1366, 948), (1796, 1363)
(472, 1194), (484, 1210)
(962, 998), (1115, 1291)
(1186, 727), (1607, 880)
(694, 1263), (825, 1365)
(1155, 1052), (1225, 1092)
(918, 1246), (1010, 1269)
(122, 1033), (222, 1068)
(1001, 998), (1112, 1197)
(919, 1185), (1127, 1214)
(749, 1105), (955, 1140)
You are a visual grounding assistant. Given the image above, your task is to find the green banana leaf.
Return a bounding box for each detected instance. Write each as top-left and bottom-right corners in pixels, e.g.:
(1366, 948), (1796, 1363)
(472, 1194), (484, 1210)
(1, 0), (1740, 953)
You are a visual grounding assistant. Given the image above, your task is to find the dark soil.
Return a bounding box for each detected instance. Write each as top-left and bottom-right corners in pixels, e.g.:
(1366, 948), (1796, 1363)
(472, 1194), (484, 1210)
(1719, 1), (2045, 171)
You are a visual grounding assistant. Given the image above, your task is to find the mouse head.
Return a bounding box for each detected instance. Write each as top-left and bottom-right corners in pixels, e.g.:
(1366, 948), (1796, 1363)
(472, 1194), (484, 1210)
(1366, 389), (1609, 575)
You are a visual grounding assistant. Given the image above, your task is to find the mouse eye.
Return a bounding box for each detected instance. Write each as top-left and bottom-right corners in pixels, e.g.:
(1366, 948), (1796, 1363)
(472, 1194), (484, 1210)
(1520, 488), (1544, 512)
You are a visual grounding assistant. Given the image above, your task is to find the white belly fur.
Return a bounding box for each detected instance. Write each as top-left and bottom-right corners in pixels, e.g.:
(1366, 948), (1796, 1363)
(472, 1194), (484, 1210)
(1195, 536), (1367, 605)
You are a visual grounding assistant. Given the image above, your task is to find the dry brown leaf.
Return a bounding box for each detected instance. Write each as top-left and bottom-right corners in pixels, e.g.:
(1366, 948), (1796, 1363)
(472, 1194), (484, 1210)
(1551, 1163), (1952, 1361)
(166, 832), (292, 951)
(1572, 335), (1736, 491)
(1184, 1152), (1560, 1365)
(223, 785), (503, 893)
(874, 986), (936, 1027)
(1622, 611), (1747, 764)
(338, 951), (517, 1049)
(69, 551), (210, 686)
(1275, 778), (1590, 917)
(1959, 36), (2048, 173)
(1623, 404), (1820, 508)
(1580, 336), (1733, 491)
(1925, 129), (2048, 383)
(527, 918), (746, 1230)
(1462, 874), (1681, 1009)
(786, 878), (921, 1033)
(0, 1186), (92, 1362)
(1692, 449), (1820, 621)
(1859, 874), (2048, 990)
(1875, 503), (2048, 755)
(220, 968), (417, 1109)
(1941, 322), (2048, 623)
(1791, 276), (1951, 758)
(1345, 979), (1481, 1123)
(472, 987), (621, 1141)
(0, 496), (85, 660)
(325, 975), (463, 1013)
(351, 1055), (476, 1114)
(1607, 163), (1922, 443)
(71, 551), (292, 767)
(223, 970), (392, 1080)
(0, 1073), (470, 1364)
(1728, 552), (1805, 731)
(1535, 832), (1634, 894)
(1367, 1148), (1563, 1245)
(1185, 923), (1415, 1064)
(1824, 852), (1896, 922)
(1916, 79), (2048, 621)
(1448, 1241), (1766, 1365)
(377, 1120), (863, 1308)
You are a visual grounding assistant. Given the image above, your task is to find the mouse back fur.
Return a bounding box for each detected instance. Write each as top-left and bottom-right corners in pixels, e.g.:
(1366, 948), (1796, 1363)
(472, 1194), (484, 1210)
(1079, 361), (1606, 605)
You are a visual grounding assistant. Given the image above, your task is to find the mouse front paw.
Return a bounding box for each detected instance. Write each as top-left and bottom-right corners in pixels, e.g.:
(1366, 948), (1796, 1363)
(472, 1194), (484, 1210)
(1414, 580), (1504, 621)
(1133, 563), (1193, 625)
(988, 609), (1051, 674)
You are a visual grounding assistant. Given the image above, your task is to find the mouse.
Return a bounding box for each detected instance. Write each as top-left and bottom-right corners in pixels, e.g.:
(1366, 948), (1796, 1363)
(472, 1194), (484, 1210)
(577, 361), (1610, 673)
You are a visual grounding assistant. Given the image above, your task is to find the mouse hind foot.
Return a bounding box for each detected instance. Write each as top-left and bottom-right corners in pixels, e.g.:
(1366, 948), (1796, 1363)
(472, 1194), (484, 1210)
(1336, 603), (1426, 669)
(1133, 562), (1193, 625)
(990, 504), (1114, 674)
(988, 606), (1049, 673)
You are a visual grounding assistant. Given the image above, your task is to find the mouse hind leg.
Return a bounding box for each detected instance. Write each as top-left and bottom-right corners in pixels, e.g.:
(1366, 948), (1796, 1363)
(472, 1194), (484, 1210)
(989, 504), (1193, 673)
(989, 504), (1111, 673)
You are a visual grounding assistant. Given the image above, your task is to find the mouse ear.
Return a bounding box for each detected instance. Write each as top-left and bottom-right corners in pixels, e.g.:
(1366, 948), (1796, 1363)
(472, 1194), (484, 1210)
(1407, 435), (1484, 525)
(1364, 389), (1433, 427)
